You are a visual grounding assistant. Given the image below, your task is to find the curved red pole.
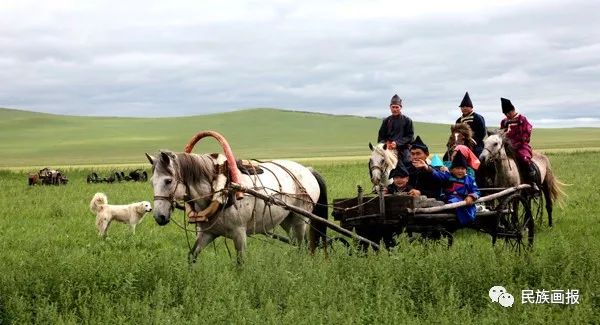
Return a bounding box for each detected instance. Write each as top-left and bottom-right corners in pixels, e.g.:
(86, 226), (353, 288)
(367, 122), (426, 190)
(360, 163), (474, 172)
(184, 131), (243, 199)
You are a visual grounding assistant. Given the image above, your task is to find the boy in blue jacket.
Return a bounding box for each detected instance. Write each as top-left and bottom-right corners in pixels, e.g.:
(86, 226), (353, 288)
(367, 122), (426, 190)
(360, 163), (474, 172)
(415, 152), (480, 225)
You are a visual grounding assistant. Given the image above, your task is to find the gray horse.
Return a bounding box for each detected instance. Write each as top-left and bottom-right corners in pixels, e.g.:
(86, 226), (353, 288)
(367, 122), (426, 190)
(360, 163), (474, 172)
(479, 131), (566, 226)
(146, 149), (328, 263)
(368, 142), (398, 190)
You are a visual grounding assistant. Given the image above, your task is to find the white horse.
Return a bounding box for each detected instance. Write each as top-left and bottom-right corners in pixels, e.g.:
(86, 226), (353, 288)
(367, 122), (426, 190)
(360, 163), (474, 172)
(479, 131), (565, 226)
(368, 142), (398, 190)
(146, 132), (328, 263)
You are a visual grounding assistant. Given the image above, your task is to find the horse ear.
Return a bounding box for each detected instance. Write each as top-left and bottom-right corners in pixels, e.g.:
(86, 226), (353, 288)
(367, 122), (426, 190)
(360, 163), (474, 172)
(160, 151), (171, 165)
(369, 142), (374, 151)
(487, 129), (494, 137)
(145, 153), (155, 165)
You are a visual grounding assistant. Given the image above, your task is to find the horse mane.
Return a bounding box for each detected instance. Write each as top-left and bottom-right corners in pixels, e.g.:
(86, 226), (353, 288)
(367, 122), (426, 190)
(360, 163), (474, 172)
(373, 143), (398, 169)
(154, 151), (215, 183)
(497, 132), (517, 160)
(447, 123), (475, 149)
(177, 153), (215, 184)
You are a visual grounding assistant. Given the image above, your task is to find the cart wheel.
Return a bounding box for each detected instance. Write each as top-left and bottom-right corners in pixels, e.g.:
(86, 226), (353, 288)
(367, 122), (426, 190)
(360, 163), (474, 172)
(529, 192), (546, 227)
(497, 193), (534, 252)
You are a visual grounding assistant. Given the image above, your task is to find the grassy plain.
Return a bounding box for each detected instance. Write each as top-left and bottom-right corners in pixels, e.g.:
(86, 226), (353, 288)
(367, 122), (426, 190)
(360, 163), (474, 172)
(0, 152), (599, 323)
(2, 107), (600, 167)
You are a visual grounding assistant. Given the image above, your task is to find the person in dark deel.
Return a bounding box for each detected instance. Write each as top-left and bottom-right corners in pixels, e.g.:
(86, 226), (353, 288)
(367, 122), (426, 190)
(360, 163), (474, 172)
(384, 165), (412, 195)
(378, 94), (414, 168)
(456, 92), (486, 157)
(407, 136), (443, 200)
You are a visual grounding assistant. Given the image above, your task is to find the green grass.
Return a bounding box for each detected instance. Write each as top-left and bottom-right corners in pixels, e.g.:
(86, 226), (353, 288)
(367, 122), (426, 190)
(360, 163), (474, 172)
(2, 107), (600, 167)
(0, 153), (599, 323)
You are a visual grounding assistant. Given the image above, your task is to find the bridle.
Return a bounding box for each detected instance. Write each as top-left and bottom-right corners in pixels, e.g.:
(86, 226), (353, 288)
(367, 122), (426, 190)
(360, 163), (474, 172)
(482, 139), (506, 163)
(153, 175), (185, 210)
(369, 157), (389, 187)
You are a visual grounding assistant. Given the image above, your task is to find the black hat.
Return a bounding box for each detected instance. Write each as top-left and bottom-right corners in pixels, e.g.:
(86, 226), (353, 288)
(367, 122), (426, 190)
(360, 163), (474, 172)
(389, 165), (409, 179)
(450, 152), (468, 169)
(390, 94), (402, 106)
(410, 135), (429, 154)
(459, 92), (473, 108)
(501, 97), (515, 114)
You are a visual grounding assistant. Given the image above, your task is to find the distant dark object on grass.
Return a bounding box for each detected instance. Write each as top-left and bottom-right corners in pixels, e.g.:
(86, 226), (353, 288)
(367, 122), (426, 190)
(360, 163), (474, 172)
(28, 167), (68, 186)
(87, 169), (148, 184)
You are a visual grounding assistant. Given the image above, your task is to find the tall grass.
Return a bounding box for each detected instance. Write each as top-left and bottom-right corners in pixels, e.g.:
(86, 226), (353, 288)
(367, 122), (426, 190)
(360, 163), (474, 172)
(0, 153), (599, 323)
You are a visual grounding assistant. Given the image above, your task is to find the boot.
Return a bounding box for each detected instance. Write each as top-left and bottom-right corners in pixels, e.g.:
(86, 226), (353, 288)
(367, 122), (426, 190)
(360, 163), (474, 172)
(527, 164), (540, 192)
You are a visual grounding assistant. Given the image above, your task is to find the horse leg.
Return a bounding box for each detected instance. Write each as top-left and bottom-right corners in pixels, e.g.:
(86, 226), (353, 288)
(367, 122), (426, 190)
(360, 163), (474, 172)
(542, 183), (553, 227)
(189, 232), (216, 264)
(280, 213), (308, 246)
(231, 227), (247, 265)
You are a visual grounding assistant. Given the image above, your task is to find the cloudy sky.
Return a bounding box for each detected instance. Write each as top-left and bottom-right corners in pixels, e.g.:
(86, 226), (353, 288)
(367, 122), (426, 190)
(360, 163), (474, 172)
(1, 0), (599, 127)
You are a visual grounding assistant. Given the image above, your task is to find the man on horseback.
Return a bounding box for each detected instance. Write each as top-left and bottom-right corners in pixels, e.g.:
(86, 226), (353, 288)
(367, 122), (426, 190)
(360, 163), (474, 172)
(456, 92), (486, 157)
(500, 98), (539, 192)
(378, 94), (414, 168)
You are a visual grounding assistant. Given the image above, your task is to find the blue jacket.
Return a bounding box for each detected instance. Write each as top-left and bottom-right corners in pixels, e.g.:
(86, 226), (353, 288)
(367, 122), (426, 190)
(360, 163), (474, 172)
(430, 170), (480, 225)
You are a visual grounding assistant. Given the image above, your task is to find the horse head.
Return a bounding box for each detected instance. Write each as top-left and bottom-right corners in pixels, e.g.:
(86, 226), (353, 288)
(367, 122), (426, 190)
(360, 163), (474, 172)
(146, 150), (215, 226)
(368, 142), (398, 189)
(447, 123), (476, 151)
(480, 130), (510, 163)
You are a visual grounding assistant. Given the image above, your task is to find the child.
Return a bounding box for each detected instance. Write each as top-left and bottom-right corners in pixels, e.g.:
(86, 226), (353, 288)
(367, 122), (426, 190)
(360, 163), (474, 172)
(443, 144), (480, 178)
(417, 152), (480, 225)
(385, 165), (413, 195)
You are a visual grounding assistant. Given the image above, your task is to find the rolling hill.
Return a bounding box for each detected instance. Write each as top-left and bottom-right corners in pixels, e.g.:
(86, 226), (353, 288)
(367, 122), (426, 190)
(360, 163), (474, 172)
(1, 107), (599, 167)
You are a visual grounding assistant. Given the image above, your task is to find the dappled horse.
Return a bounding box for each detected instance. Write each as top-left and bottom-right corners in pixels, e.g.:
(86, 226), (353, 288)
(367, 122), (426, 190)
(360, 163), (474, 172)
(368, 142), (398, 191)
(146, 131), (328, 263)
(479, 131), (565, 226)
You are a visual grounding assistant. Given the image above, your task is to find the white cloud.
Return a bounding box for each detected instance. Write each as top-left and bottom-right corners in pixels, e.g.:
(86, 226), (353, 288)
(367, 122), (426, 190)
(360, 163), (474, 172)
(0, 0), (599, 127)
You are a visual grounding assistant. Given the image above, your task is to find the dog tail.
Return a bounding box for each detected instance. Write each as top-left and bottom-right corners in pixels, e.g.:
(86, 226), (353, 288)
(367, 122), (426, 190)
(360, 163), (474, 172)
(90, 192), (108, 213)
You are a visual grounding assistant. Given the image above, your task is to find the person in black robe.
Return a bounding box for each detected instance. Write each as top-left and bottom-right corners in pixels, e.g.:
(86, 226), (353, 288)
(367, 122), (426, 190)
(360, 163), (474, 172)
(377, 94), (414, 167)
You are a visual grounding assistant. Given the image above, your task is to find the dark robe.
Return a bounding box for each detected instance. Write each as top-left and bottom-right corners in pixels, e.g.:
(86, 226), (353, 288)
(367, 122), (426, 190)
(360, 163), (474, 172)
(378, 114), (414, 165)
(408, 165), (443, 200)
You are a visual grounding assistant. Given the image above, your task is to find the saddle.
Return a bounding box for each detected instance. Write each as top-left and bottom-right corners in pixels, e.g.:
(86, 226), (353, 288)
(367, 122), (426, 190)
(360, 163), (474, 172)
(236, 159), (264, 175)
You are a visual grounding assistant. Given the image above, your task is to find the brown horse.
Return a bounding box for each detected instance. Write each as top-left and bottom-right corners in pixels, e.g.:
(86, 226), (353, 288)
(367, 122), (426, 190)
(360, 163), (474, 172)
(445, 123), (477, 159)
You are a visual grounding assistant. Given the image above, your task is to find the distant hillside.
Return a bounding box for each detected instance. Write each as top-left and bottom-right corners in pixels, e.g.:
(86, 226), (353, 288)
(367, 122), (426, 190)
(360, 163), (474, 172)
(1, 107), (599, 167)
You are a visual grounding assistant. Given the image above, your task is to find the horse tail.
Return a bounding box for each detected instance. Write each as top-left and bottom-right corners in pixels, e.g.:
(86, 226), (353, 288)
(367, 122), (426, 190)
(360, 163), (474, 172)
(309, 168), (328, 255)
(544, 159), (567, 207)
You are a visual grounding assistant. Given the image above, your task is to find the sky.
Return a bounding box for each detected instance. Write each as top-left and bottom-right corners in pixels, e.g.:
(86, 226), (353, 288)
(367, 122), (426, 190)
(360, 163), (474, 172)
(1, 0), (599, 127)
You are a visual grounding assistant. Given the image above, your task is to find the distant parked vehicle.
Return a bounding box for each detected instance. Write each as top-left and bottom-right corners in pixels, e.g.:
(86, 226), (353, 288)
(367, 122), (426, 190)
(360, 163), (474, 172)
(28, 168), (68, 186)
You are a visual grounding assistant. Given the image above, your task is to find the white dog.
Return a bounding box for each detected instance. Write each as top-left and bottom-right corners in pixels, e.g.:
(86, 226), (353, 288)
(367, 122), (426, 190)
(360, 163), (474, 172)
(89, 192), (152, 237)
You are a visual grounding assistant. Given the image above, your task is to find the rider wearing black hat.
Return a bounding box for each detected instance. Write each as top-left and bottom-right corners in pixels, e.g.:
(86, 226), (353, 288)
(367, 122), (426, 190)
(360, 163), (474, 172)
(456, 92), (486, 157)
